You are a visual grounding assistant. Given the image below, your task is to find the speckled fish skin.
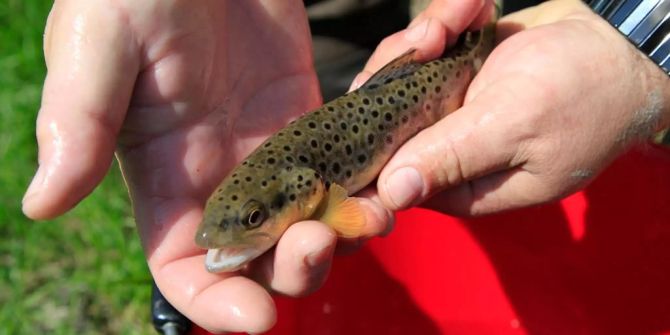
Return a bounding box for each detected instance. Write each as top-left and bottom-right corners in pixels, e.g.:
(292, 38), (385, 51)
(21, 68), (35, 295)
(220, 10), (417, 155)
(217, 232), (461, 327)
(196, 24), (496, 272)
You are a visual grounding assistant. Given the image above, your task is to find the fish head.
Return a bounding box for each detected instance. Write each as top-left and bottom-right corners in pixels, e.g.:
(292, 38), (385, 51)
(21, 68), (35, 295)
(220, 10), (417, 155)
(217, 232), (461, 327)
(195, 165), (327, 272)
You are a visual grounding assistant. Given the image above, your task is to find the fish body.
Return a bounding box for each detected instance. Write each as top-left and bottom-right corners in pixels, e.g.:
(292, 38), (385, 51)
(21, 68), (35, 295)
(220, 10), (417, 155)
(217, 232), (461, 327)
(196, 23), (497, 272)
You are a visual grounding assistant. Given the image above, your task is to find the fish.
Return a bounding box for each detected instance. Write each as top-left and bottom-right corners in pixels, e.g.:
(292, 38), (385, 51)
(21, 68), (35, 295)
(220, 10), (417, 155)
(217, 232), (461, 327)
(195, 22), (498, 273)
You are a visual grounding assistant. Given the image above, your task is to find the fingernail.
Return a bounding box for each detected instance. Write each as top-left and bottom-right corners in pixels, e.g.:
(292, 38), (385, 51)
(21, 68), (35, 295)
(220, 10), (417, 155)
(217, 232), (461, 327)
(385, 167), (423, 209)
(23, 166), (45, 205)
(348, 72), (366, 92)
(405, 18), (429, 42)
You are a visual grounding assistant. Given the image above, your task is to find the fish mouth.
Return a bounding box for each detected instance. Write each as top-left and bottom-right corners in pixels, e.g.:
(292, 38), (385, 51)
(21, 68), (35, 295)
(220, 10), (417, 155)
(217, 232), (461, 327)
(204, 233), (277, 273)
(205, 246), (266, 273)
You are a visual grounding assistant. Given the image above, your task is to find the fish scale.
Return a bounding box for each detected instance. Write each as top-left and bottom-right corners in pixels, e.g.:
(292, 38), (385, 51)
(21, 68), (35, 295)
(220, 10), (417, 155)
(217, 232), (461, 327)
(195, 23), (497, 272)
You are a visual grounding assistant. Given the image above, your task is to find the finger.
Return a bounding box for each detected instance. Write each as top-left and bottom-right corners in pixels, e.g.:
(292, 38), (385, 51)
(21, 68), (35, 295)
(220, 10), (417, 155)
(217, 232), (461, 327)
(23, 1), (139, 219)
(413, 0), (490, 35)
(349, 0), (490, 91)
(420, 167), (557, 216)
(252, 220), (336, 297)
(359, 18), (448, 78)
(377, 77), (536, 212)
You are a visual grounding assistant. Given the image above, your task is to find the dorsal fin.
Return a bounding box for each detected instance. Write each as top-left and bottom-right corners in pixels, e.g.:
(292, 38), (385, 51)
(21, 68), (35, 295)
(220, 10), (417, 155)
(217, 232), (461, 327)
(360, 49), (421, 90)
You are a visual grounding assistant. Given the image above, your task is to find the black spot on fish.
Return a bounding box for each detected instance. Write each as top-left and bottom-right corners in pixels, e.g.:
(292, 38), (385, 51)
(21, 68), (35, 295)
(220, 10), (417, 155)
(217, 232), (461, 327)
(340, 122), (347, 130)
(298, 175), (303, 181)
(352, 125), (359, 134)
(378, 124), (385, 131)
(347, 112), (354, 119)
(225, 205), (230, 210)
(245, 176), (252, 182)
(264, 142), (272, 148)
(297, 184), (303, 189)
(346, 170), (352, 178)
(442, 74), (447, 81)
(402, 103), (409, 109)
(405, 83), (411, 89)
(278, 132), (284, 137)
(384, 113), (393, 122)
(332, 163), (341, 174)
(234, 179), (240, 185)
(272, 175), (277, 180)
(306, 180), (312, 186)
(261, 181), (268, 187)
(324, 143), (333, 152)
(427, 76), (432, 83)
(346, 102), (354, 108)
(388, 96), (396, 104)
(333, 134), (341, 143)
(299, 155), (309, 163)
(267, 158), (276, 164)
(358, 107), (365, 114)
(362, 98), (371, 105)
(327, 106), (335, 112)
(412, 95), (419, 103)
(421, 86), (427, 94)
(412, 81), (418, 87)
(435, 86), (441, 93)
(286, 166), (293, 172)
(310, 139), (318, 148)
(398, 90), (406, 97)
(325, 181), (331, 189)
(242, 161), (248, 166)
(323, 122), (332, 130)
(286, 156), (294, 163)
(318, 162), (327, 172)
(367, 134), (375, 145)
(308, 121), (317, 129)
(368, 83), (379, 89)
(384, 77), (394, 84)
(293, 130), (302, 136)
(401, 115), (409, 124)
(345, 145), (353, 155)
(376, 97), (384, 105)
(371, 110), (380, 118)
(272, 193), (286, 209)
(231, 195), (238, 201)
(357, 155), (367, 164)
(363, 118), (369, 125)
(218, 197), (223, 201)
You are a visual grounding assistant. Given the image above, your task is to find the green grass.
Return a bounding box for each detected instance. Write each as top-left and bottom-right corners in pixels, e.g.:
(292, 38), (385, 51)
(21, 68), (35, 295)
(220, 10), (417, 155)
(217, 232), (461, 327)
(0, 1), (154, 333)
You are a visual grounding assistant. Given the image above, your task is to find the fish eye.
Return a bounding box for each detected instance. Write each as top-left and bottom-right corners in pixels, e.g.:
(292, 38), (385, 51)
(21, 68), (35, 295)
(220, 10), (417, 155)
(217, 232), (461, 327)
(242, 201), (267, 229)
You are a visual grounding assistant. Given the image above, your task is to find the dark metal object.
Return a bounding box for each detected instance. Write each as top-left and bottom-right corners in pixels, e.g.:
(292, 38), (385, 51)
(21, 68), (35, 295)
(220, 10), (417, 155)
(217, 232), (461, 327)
(152, 282), (192, 335)
(588, 0), (670, 74)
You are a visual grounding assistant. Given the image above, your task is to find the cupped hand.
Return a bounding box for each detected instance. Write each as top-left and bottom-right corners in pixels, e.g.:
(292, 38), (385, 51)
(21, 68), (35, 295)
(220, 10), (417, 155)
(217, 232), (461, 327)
(22, 0), (393, 333)
(360, 0), (670, 216)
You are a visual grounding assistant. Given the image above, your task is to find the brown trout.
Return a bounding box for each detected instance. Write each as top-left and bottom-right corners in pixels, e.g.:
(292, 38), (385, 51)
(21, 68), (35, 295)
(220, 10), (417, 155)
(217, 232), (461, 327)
(196, 23), (497, 272)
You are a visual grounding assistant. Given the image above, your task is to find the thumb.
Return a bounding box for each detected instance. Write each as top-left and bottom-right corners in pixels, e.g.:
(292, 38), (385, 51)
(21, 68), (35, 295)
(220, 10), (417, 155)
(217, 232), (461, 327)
(23, 1), (139, 219)
(377, 82), (527, 214)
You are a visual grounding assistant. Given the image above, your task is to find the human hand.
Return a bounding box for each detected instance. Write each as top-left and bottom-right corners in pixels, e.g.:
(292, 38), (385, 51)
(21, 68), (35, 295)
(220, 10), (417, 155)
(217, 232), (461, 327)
(23, 0), (390, 332)
(358, 0), (670, 216)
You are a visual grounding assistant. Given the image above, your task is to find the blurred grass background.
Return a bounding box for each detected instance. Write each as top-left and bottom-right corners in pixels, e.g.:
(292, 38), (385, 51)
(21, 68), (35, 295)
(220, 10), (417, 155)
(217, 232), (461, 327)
(0, 1), (153, 333)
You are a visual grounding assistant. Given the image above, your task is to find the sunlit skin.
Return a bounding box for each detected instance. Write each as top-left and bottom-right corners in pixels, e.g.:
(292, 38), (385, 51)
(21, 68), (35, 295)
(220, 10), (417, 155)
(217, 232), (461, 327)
(24, 0), (670, 333)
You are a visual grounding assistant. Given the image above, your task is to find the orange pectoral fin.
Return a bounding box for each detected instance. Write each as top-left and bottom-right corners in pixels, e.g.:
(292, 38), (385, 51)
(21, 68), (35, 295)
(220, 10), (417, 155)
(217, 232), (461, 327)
(315, 183), (365, 238)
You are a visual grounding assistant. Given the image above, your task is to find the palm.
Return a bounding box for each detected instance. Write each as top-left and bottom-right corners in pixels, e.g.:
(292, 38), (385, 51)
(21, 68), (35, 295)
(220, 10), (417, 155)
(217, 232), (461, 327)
(114, 0), (321, 328)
